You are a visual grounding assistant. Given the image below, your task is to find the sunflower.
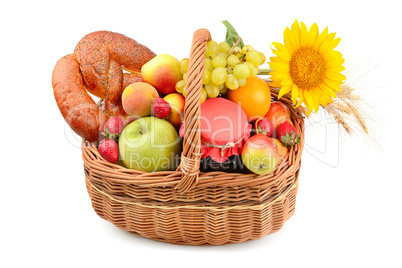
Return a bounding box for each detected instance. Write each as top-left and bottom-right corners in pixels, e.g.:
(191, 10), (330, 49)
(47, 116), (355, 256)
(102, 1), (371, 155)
(269, 20), (346, 114)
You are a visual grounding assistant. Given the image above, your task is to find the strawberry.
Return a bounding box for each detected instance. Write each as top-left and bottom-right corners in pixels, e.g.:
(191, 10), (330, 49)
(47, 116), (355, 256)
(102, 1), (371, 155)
(103, 116), (124, 140)
(98, 139), (119, 163)
(255, 117), (274, 137)
(277, 121), (300, 146)
(153, 97), (171, 119)
(179, 121), (184, 137)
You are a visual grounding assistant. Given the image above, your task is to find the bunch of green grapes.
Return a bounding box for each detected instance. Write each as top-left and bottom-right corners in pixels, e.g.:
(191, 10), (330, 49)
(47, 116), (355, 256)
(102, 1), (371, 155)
(175, 40), (266, 103)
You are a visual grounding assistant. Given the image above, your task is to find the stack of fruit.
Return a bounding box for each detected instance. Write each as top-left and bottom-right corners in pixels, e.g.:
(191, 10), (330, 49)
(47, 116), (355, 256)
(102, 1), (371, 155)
(96, 23), (301, 176)
(98, 54), (185, 172)
(97, 50), (300, 176)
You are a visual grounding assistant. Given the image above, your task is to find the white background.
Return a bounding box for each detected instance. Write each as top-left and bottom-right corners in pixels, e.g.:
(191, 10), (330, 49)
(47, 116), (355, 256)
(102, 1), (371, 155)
(1, 0), (401, 267)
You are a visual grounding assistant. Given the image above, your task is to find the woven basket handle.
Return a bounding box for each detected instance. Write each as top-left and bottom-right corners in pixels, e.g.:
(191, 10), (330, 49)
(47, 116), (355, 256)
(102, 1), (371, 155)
(174, 28), (211, 193)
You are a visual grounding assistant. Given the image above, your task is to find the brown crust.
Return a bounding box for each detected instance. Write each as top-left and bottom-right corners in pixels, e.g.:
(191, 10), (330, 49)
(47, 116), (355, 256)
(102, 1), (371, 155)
(52, 31), (156, 142)
(122, 73), (142, 89)
(74, 31), (156, 116)
(52, 54), (106, 142)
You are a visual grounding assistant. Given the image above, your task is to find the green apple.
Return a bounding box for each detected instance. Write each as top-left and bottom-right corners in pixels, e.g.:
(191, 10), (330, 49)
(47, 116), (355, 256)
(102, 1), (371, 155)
(241, 133), (279, 175)
(119, 117), (181, 172)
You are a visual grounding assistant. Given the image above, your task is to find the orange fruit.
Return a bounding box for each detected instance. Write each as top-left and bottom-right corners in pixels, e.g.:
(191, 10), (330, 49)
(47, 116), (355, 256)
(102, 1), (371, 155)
(228, 76), (271, 120)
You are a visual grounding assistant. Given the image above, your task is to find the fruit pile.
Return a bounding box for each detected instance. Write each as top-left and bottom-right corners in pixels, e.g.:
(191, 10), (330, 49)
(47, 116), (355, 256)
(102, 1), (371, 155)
(97, 49), (299, 175)
(52, 23), (302, 176)
(103, 57), (185, 171)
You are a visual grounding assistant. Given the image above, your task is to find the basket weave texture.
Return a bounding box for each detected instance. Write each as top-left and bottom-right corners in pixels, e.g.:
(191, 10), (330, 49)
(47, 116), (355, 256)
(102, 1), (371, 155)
(82, 28), (305, 246)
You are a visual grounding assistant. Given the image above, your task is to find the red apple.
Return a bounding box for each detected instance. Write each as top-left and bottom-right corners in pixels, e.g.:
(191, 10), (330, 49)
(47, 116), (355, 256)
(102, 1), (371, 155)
(241, 133), (279, 175)
(141, 54), (183, 95)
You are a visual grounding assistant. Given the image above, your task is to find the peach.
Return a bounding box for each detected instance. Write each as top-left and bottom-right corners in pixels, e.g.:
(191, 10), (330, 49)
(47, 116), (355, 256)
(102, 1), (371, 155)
(163, 93), (185, 127)
(122, 82), (159, 117)
(141, 54), (182, 95)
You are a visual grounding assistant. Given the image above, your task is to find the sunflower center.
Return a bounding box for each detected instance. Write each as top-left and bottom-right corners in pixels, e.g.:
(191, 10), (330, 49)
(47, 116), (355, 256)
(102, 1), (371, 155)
(289, 47), (325, 90)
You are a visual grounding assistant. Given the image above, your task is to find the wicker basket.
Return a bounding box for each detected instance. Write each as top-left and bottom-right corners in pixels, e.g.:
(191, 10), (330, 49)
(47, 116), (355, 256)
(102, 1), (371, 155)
(82, 28), (305, 246)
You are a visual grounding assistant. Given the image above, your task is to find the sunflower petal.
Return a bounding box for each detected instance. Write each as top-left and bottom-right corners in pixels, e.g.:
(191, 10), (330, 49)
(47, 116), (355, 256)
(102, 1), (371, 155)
(302, 91), (313, 115)
(307, 23), (319, 47)
(327, 65), (346, 73)
(303, 91), (314, 111)
(272, 42), (290, 53)
(316, 87), (331, 106)
(319, 33), (336, 55)
(325, 57), (345, 69)
(300, 22), (308, 47)
(280, 77), (293, 86)
(278, 85), (292, 99)
(314, 27), (329, 51)
(270, 70), (287, 78)
(323, 50), (343, 61)
(272, 49), (291, 61)
(270, 62), (290, 72)
(290, 20), (301, 48)
(320, 82), (337, 98)
(328, 37), (341, 51)
(325, 70), (346, 82)
(323, 77), (342, 91)
(291, 84), (299, 103)
(269, 78), (283, 88)
(269, 56), (288, 64)
(310, 89), (320, 112)
(269, 70), (289, 81)
(284, 27), (295, 53)
(295, 91), (304, 108)
(269, 80), (282, 88)
(322, 94), (333, 106)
